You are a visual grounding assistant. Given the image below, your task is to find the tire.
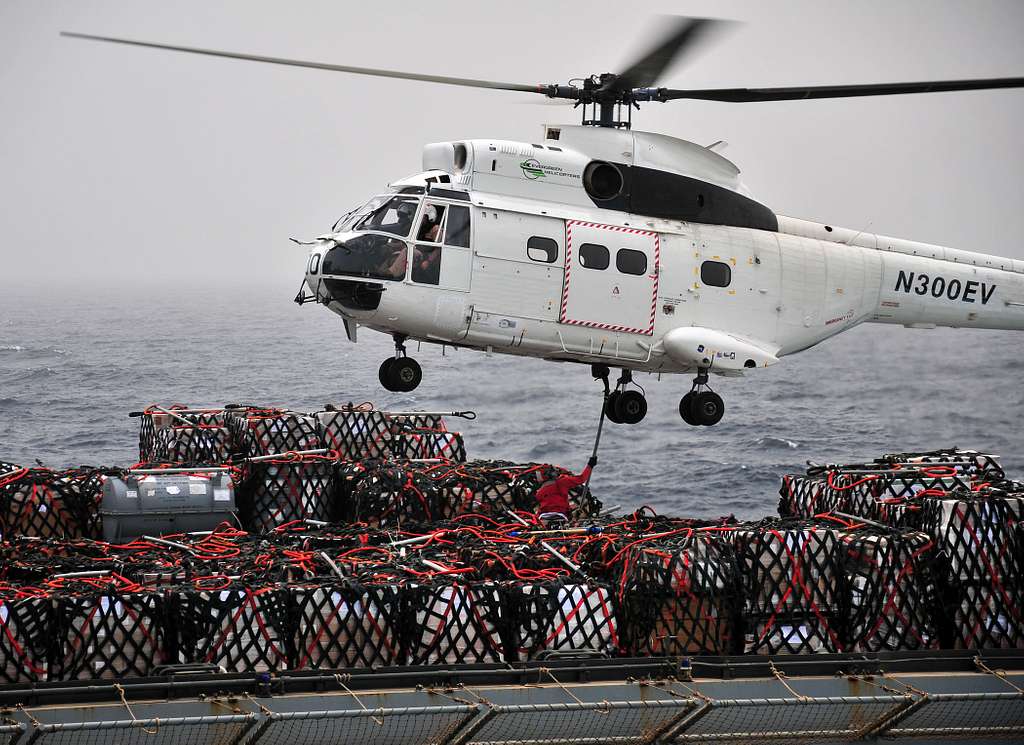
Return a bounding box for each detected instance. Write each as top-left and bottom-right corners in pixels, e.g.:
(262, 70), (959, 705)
(693, 391), (725, 426)
(679, 392), (698, 426)
(378, 358), (398, 391)
(604, 391), (623, 424)
(391, 357), (423, 392)
(614, 389), (647, 425)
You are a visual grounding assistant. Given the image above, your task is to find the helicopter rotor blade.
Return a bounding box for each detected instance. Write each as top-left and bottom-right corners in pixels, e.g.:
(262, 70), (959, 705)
(657, 77), (1024, 102)
(608, 16), (731, 92)
(60, 31), (552, 95)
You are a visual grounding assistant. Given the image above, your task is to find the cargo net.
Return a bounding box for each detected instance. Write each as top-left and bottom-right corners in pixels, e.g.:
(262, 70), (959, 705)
(317, 409), (466, 462)
(291, 583), (402, 669)
(734, 522), (845, 654)
(336, 459), (601, 526)
(138, 406), (233, 464)
(920, 496), (1024, 648)
(0, 465), (104, 541)
(618, 531), (738, 656)
(837, 522), (942, 651)
(230, 409), (324, 458)
(237, 455), (334, 531)
(52, 591), (169, 680)
(779, 447), (1005, 527)
(176, 585), (292, 672)
(0, 486), (1020, 681)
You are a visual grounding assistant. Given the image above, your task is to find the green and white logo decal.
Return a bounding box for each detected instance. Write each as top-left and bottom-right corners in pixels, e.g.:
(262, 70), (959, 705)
(519, 158), (580, 181)
(520, 158), (545, 179)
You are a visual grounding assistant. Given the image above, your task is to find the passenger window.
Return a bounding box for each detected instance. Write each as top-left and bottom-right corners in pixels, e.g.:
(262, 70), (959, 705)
(444, 205), (471, 248)
(579, 243), (609, 270)
(527, 236), (558, 263)
(354, 195), (419, 237)
(701, 260), (732, 287)
(417, 204), (447, 242)
(616, 248), (647, 276)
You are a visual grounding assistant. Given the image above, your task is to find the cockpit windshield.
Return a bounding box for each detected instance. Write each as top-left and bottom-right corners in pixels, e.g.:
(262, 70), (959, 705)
(321, 234), (408, 282)
(354, 195), (420, 237)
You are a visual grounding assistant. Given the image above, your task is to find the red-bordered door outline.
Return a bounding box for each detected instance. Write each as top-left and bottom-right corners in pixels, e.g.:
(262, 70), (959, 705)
(559, 220), (661, 335)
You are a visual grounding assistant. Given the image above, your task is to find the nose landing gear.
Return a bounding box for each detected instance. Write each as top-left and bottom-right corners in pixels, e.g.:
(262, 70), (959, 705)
(679, 367), (724, 426)
(593, 365), (647, 425)
(379, 335), (422, 392)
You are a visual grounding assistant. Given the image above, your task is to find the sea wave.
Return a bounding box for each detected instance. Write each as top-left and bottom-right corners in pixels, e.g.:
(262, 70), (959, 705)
(754, 436), (800, 450)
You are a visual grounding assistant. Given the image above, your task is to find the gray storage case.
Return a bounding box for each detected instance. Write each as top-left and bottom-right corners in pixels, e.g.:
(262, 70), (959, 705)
(101, 472), (236, 541)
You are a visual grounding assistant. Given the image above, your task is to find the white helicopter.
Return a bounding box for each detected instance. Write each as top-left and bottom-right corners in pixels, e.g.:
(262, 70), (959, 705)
(64, 21), (1024, 427)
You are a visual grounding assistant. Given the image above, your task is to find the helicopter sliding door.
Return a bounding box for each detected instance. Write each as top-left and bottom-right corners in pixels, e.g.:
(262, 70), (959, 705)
(559, 220), (660, 335)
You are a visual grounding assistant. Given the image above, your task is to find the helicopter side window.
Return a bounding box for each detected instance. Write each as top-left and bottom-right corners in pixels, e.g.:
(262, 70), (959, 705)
(354, 195), (420, 237)
(579, 243), (609, 270)
(527, 236), (558, 263)
(444, 205), (471, 248)
(616, 248), (647, 276)
(701, 260), (732, 287)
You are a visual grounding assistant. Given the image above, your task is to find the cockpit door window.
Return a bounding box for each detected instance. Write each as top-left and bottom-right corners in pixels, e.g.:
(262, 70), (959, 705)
(354, 195), (420, 237)
(416, 204), (447, 242)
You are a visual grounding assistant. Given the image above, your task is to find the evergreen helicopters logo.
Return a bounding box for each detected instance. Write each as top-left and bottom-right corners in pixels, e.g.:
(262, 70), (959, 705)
(519, 158), (580, 180)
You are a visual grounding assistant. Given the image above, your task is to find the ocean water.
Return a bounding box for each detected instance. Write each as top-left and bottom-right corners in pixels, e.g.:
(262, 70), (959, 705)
(1, 283), (1021, 520)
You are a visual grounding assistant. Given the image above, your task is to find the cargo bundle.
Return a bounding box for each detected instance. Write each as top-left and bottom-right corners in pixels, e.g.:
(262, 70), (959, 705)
(778, 447), (1024, 651)
(0, 503), (980, 681)
(336, 459), (601, 525)
(779, 447), (1006, 527)
(0, 463), (104, 541)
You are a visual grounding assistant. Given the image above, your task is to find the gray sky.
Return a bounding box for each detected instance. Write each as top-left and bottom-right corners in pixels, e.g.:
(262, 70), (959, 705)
(2, 0), (1023, 287)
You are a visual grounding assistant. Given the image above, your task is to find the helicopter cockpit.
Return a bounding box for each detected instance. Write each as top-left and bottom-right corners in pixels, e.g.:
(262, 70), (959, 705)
(320, 194), (420, 283)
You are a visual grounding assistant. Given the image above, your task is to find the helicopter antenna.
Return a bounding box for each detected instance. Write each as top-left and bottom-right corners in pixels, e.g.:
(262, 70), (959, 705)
(61, 22), (1024, 129)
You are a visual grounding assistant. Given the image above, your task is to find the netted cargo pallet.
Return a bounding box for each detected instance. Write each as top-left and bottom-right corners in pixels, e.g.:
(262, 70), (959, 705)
(291, 583), (403, 669)
(0, 596), (50, 683)
(53, 591), (170, 679)
(508, 581), (620, 659)
(779, 448), (1004, 524)
(838, 524), (942, 652)
(403, 581), (507, 664)
(0, 465), (103, 540)
(138, 406), (232, 463)
(920, 495), (1024, 648)
(231, 409), (323, 458)
(734, 522), (845, 654)
(175, 585), (292, 672)
(336, 459), (600, 526)
(619, 532), (738, 656)
(780, 468), (977, 527)
(317, 409), (466, 462)
(237, 455), (334, 531)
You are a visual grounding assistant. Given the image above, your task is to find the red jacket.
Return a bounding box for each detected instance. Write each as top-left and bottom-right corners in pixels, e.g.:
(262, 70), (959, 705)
(536, 465), (592, 514)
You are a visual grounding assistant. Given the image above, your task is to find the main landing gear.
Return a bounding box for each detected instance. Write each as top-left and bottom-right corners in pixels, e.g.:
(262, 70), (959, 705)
(379, 335), (422, 392)
(679, 367), (724, 426)
(592, 365), (647, 425)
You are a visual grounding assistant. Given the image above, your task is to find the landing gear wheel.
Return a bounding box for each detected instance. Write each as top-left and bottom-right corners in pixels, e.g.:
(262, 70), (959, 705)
(390, 357), (422, 392)
(604, 391), (623, 424)
(378, 358), (398, 391)
(692, 391), (724, 426)
(614, 389), (647, 425)
(679, 392), (699, 426)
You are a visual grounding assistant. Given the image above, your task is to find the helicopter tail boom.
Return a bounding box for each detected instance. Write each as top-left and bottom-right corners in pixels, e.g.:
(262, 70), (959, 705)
(776, 215), (1024, 330)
